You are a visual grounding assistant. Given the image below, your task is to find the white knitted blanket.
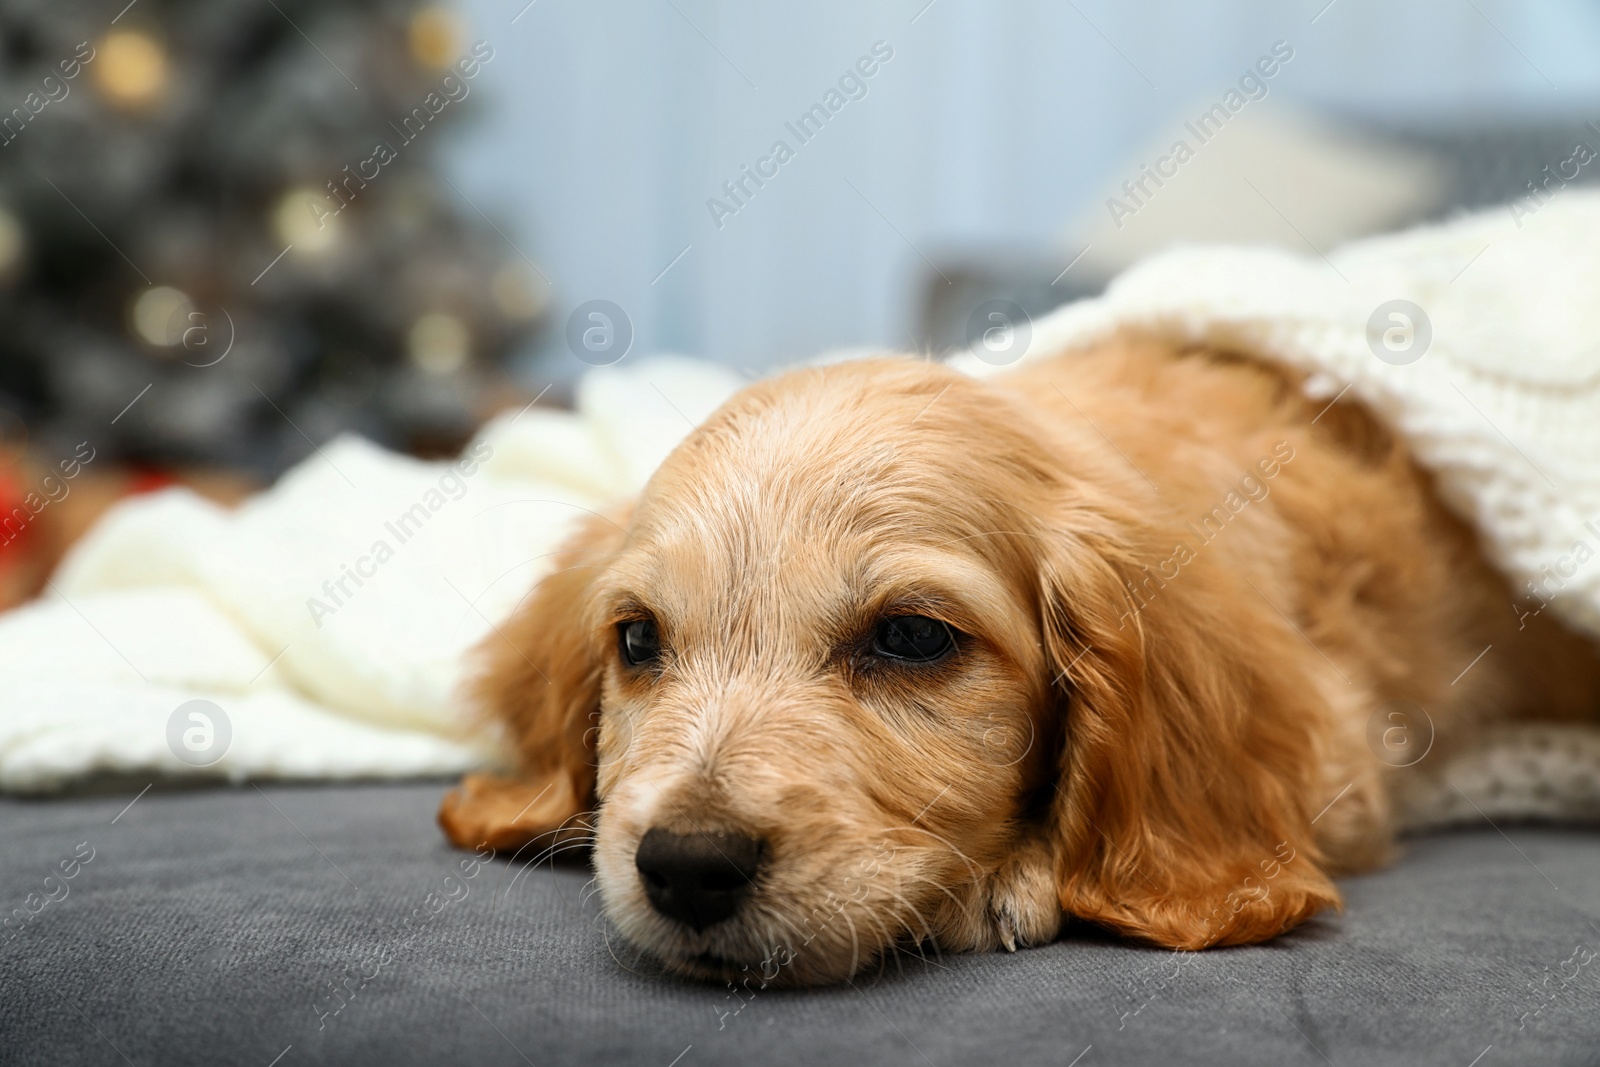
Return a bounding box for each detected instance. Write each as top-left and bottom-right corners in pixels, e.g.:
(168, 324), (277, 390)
(3, 193), (1597, 791)
(0, 358), (744, 791)
(958, 190), (1600, 640)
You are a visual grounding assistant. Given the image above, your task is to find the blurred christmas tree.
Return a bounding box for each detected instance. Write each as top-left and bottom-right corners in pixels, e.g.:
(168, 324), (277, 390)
(0, 0), (547, 474)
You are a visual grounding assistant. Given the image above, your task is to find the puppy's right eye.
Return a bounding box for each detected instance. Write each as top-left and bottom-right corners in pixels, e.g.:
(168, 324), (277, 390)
(619, 619), (662, 666)
(872, 614), (956, 662)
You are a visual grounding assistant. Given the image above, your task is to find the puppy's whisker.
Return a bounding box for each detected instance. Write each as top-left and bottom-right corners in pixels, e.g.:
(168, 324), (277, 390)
(851, 917), (891, 982)
(502, 833), (599, 902)
(548, 826), (599, 846)
(864, 908), (902, 979)
(517, 837), (575, 873)
(878, 883), (939, 949)
(598, 916), (670, 979)
(854, 903), (896, 965)
(500, 856), (546, 902)
(578, 875), (604, 906)
(897, 867), (974, 925)
(525, 817), (597, 857)
(876, 825), (984, 880)
(497, 831), (556, 874)
(533, 840), (597, 867)
(752, 915), (796, 979)
(492, 813), (599, 900)
(764, 905), (807, 950)
(875, 918), (923, 980)
(841, 909), (862, 980)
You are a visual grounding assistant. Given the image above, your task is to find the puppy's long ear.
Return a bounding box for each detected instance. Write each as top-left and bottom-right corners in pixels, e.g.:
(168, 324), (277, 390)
(1038, 519), (1341, 949)
(438, 509), (628, 852)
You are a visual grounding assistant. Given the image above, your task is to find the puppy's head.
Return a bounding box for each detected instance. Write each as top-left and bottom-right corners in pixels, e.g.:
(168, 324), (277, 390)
(440, 357), (1338, 984)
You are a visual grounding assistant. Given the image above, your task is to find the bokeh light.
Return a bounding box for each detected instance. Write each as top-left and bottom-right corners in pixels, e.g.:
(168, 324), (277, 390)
(92, 30), (169, 110)
(407, 311), (469, 375)
(130, 285), (193, 347)
(408, 7), (462, 69)
(273, 188), (340, 255)
(490, 262), (547, 321)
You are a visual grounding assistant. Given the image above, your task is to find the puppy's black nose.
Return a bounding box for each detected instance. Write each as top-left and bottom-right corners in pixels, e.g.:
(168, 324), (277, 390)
(634, 827), (764, 931)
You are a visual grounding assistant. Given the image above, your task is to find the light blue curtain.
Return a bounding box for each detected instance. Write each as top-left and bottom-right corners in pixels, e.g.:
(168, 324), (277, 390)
(448, 0), (1600, 377)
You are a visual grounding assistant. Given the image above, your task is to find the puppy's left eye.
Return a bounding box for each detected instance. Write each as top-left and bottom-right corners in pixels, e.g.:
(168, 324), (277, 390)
(619, 619), (662, 666)
(872, 615), (955, 662)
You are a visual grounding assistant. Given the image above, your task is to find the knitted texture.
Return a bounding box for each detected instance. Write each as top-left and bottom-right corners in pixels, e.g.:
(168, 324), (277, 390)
(957, 191), (1600, 638)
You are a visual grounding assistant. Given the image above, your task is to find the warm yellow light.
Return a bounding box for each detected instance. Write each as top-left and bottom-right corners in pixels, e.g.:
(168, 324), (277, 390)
(273, 188), (340, 255)
(131, 286), (193, 347)
(408, 7), (463, 69)
(93, 31), (168, 109)
(490, 262), (547, 321)
(408, 312), (470, 375)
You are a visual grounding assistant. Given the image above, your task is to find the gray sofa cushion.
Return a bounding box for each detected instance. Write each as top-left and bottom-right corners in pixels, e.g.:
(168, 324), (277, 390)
(3, 782), (1597, 1066)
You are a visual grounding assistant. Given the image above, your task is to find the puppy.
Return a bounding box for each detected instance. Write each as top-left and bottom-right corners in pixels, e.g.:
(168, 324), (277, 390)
(438, 334), (1600, 986)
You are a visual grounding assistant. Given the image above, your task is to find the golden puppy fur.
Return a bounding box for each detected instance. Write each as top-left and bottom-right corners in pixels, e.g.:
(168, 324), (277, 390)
(438, 334), (1600, 985)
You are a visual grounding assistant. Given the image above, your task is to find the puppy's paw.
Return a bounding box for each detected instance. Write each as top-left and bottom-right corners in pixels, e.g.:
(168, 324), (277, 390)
(985, 838), (1062, 951)
(437, 771), (585, 851)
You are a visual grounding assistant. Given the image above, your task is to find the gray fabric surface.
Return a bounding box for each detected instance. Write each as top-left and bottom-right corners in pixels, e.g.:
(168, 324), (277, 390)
(2, 782), (1598, 1066)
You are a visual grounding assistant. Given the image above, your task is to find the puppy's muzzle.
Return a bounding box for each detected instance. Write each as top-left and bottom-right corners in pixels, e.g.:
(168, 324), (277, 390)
(634, 827), (765, 931)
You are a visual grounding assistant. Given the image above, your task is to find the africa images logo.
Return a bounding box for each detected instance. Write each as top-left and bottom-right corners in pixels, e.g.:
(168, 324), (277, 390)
(1104, 40), (1294, 229)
